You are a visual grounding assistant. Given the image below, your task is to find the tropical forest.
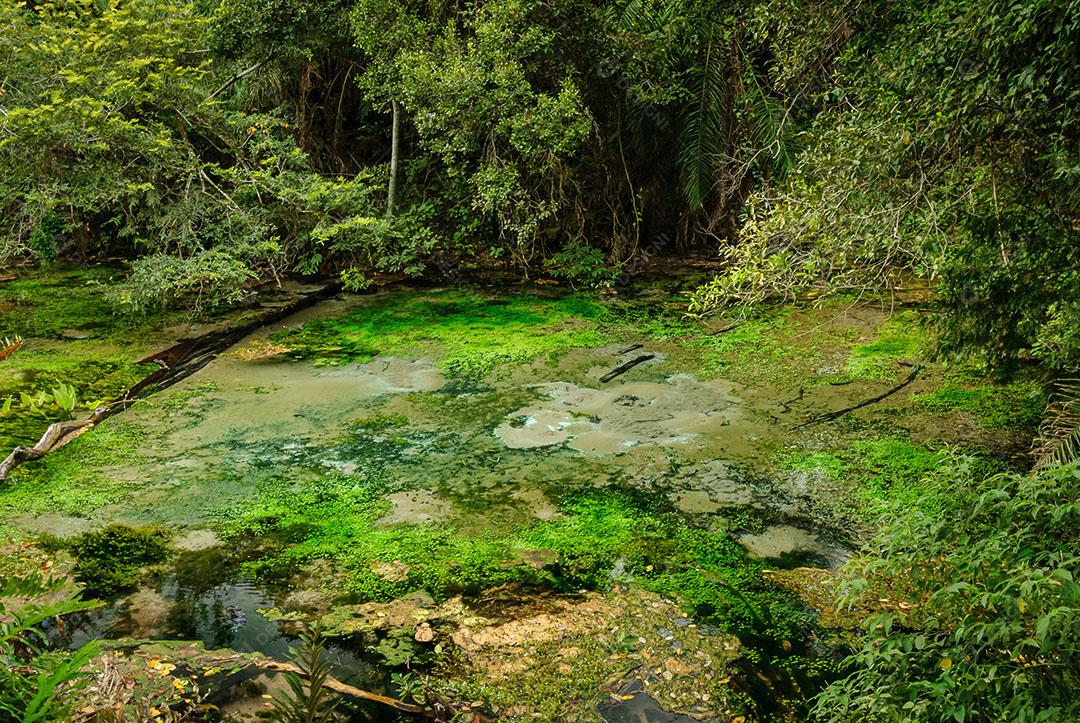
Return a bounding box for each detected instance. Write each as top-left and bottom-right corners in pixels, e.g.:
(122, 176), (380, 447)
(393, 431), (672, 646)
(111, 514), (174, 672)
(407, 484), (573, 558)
(0, 0), (1077, 720)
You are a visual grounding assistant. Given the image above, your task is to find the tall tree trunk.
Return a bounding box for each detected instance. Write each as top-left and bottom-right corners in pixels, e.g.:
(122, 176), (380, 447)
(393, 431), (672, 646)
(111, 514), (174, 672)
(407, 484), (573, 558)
(387, 100), (401, 216)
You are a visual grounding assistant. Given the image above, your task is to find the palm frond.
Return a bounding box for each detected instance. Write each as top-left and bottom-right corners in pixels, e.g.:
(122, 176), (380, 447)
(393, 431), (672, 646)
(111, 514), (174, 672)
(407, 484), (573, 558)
(0, 336), (22, 363)
(677, 38), (731, 210)
(739, 54), (794, 179)
(1033, 378), (1080, 468)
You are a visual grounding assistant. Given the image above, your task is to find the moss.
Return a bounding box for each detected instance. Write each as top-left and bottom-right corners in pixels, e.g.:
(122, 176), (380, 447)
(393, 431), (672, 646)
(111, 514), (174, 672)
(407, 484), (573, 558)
(0, 266), (186, 449)
(597, 298), (702, 340)
(0, 348), (157, 449)
(272, 290), (609, 381)
(837, 311), (927, 382)
(913, 378), (1044, 431)
(223, 480), (804, 643)
(783, 436), (1004, 521)
(56, 523), (171, 597)
(0, 266), (180, 341)
(0, 421), (152, 523)
(687, 305), (853, 388)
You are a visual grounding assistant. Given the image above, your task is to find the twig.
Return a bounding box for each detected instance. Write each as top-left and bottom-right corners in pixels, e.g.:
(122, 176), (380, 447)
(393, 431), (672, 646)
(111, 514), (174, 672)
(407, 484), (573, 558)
(208, 54), (274, 100)
(600, 354), (655, 383)
(794, 365), (923, 428)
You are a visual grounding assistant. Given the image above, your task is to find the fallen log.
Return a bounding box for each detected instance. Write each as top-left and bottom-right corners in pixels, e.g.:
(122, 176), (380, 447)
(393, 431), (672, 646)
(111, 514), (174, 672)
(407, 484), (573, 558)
(0, 419), (94, 480)
(253, 659), (429, 716)
(0, 283), (340, 483)
(600, 354), (655, 383)
(794, 364), (924, 428)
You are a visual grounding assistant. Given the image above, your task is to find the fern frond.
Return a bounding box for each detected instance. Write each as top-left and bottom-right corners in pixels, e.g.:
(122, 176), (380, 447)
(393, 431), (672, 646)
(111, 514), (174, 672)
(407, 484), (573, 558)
(1033, 378), (1080, 468)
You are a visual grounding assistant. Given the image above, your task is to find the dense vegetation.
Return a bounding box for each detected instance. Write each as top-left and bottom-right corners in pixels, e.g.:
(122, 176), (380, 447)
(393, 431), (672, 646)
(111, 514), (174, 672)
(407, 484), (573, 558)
(1, 0), (1078, 720)
(2, 0), (1075, 369)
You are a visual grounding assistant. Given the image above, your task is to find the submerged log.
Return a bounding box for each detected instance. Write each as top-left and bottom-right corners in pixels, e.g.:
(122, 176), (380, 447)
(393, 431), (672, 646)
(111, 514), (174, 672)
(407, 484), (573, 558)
(600, 354), (655, 383)
(794, 364), (924, 428)
(253, 659), (429, 716)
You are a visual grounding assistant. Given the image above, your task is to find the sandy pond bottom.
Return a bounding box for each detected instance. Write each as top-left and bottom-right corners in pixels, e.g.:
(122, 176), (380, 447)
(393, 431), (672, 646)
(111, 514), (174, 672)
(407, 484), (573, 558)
(11, 290), (933, 720)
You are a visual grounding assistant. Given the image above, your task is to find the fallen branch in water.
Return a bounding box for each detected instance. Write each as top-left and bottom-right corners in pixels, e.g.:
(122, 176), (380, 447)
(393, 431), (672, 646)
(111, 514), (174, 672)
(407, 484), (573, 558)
(0, 418), (96, 480)
(794, 364), (924, 428)
(252, 659), (429, 716)
(600, 354), (655, 383)
(0, 283), (340, 483)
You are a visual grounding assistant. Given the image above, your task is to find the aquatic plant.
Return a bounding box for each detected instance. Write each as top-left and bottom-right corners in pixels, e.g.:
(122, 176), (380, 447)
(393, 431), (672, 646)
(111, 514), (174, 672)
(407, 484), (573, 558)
(270, 623), (340, 723)
(61, 524), (171, 597)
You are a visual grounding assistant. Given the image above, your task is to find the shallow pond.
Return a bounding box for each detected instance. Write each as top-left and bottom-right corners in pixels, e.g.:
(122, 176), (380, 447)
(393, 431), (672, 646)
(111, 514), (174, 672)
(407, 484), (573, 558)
(4, 285), (1011, 720)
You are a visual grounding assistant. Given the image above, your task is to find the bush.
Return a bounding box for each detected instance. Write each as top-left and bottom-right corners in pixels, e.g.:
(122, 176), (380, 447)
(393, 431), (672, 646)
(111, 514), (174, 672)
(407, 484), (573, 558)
(814, 460), (1080, 722)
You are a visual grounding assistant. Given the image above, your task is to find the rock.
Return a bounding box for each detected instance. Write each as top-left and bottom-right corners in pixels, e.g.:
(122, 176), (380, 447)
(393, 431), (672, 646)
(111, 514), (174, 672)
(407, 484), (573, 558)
(414, 622), (435, 643)
(664, 657), (695, 677)
(370, 559), (410, 582)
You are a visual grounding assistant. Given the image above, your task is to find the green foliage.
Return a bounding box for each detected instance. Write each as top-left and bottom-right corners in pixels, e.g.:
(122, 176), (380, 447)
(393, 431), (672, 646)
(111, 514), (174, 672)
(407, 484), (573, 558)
(0, 1), (432, 310)
(814, 460), (1080, 723)
(691, 0), (1079, 372)
(0, 572), (102, 722)
(270, 623), (340, 723)
(545, 240), (617, 289)
(56, 524), (171, 597)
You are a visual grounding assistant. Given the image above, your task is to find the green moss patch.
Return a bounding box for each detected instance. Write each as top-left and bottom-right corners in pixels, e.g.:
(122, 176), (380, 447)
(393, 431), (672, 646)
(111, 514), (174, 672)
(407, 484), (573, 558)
(913, 378), (1044, 432)
(272, 291), (608, 381)
(0, 421), (152, 523)
(837, 311), (927, 382)
(223, 479), (807, 641)
(784, 436), (1004, 522)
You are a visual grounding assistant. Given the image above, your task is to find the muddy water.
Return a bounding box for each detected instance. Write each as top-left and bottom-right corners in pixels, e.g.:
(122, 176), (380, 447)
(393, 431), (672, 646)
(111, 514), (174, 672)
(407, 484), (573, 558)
(24, 291), (876, 718)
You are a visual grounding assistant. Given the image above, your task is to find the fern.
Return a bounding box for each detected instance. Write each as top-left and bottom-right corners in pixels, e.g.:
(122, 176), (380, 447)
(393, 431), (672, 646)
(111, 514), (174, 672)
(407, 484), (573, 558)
(738, 51), (796, 180)
(1034, 378), (1080, 468)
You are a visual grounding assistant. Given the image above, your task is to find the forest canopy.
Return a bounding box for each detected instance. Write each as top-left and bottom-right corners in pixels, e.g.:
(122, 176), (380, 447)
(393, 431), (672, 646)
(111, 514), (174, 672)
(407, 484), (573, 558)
(1, 0), (1077, 365)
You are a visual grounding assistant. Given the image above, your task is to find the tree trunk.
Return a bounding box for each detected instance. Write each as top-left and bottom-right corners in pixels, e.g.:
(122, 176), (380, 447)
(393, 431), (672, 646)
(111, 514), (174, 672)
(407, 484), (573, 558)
(387, 99), (401, 216)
